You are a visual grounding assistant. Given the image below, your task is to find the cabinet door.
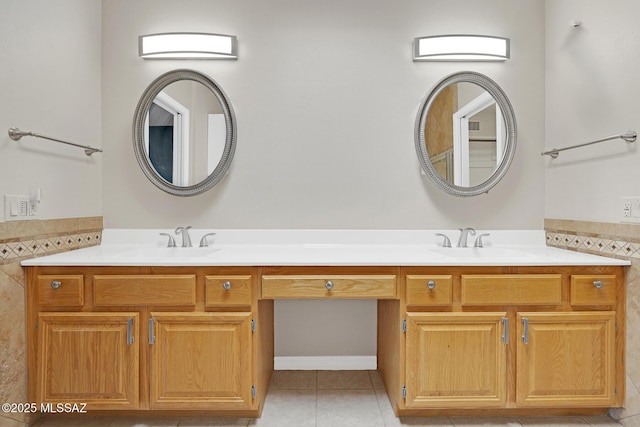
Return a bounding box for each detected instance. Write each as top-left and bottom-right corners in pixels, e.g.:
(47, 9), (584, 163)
(405, 312), (508, 408)
(38, 312), (139, 409)
(517, 312), (616, 407)
(150, 312), (254, 410)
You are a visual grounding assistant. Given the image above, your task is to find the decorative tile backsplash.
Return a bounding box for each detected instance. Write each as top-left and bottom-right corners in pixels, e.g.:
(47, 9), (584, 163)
(0, 216), (103, 265)
(545, 218), (640, 260)
(545, 230), (640, 259)
(0, 231), (102, 263)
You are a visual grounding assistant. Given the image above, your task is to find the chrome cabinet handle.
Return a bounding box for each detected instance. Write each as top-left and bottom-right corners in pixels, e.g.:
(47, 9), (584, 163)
(521, 317), (529, 344)
(593, 280), (604, 289)
(501, 317), (509, 344)
(427, 280), (436, 290)
(50, 280), (62, 289)
(325, 281), (334, 290)
(223, 281), (232, 290)
(148, 318), (155, 345)
(127, 318), (134, 346)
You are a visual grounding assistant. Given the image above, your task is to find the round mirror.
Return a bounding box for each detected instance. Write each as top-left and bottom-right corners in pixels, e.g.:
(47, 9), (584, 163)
(133, 69), (237, 196)
(415, 71), (516, 197)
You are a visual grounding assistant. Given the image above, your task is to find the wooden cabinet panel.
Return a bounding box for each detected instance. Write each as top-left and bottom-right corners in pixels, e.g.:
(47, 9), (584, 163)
(261, 275), (397, 299)
(149, 312), (254, 410)
(571, 275), (617, 306)
(206, 275), (253, 309)
(516, 312), (616, 407)
(461, 275), (562, 306)
(406, 275), (453, 307)
(38, 312), (139, 410)
(37, 275), (84, 307)
(93, 275), (196, 307)
(405, 312), (508, 408)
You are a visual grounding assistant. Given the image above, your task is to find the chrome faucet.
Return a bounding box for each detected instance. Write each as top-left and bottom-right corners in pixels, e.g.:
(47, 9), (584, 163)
(435, 233), (452, 248)
(474, 233), (490, 248)
(457, 228), (476, 248)
(159, 232), (177, 247)
(199, 233), (216, 247)
(175, 226), (193, 247)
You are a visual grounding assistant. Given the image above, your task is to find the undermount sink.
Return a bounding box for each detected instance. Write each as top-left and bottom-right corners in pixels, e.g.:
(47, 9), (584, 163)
(113, 246), (220, 259)
(429, 247), (534, 259)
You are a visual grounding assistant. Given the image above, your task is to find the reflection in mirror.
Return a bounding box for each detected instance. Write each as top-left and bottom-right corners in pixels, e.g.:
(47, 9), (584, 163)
(426, 82), (505, 186)
(415, 71), (516, 197)
(145, 81), (226, 186)
(133, 69), (236, 196)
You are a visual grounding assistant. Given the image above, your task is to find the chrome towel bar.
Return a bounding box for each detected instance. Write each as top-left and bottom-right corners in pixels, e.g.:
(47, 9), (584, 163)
(541, 131), (636, 158)
(8, 127), (103, 156)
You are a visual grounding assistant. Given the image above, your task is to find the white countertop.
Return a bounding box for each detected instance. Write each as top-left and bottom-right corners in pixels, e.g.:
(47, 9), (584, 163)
(21, 229), (630, 267)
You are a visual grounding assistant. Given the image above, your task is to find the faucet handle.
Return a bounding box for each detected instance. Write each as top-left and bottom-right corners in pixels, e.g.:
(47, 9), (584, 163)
(474, 233), (490, 248)
(199, 233), (217, 247)
(435, 233), (451, 248)
(159, 233), (177, 248)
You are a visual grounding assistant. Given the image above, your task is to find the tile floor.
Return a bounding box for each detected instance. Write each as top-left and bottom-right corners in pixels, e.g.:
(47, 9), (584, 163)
(31, 370), (622, 427)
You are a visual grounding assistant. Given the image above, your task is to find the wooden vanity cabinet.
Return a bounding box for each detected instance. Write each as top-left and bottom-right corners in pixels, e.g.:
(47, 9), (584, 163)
(26, 266), (273, 416)
(379, 266), (626, 416)
(27, 263), (625, 418)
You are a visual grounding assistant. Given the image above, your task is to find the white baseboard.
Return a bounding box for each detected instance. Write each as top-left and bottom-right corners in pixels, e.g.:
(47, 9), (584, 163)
(274, 356), (377, 370)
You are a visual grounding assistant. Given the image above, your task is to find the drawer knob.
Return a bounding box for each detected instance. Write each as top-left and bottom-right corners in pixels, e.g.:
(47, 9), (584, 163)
(593, 280), (604, 289)
(427, 280), (436, 290)
(325, 280), (334, 291)
(223, 281), (232, 290)
(50, 280), (62, 289)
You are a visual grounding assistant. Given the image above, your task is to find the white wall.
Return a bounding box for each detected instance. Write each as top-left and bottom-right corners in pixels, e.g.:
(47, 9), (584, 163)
(0, 0), (102, 221)
(102, 0), (545, 230)
(545, 0), (640, 222)
(101, 0), (545, 363)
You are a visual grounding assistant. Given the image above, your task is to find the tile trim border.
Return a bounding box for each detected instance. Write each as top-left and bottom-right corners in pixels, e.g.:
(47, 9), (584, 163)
(0, 216), (102, 265)
(545, 218), (640, 260)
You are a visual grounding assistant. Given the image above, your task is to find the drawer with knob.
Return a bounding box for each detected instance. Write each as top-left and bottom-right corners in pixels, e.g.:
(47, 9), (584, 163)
(406, 275), (453, 307)
(205, 275), (253, 309)
(261, 275), (397, 299)
(36, 275), (84, 307)
(571, 275), (617, 306)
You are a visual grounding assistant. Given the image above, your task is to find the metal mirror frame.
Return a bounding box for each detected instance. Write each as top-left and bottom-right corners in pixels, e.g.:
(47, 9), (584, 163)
(415, 71), (517, 197)
(132, 69), (237, 196)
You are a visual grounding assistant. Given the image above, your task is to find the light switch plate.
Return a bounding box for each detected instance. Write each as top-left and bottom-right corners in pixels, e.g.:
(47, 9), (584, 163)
(4, 194), (36, 222)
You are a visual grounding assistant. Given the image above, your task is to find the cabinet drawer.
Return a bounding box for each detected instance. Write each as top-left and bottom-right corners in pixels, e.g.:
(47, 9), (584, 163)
(37, 275), (84, 307)
(205, 275), (253, 309)
(94, 275), (196, 307)
(261, 275), (397, 299)
(461, 275), (562, 306)
(406, 275), (452, 307)
(571, 275), (617, 306)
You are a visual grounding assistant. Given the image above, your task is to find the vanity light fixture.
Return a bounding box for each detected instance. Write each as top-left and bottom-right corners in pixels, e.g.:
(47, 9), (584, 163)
(413, 35), (510, 62)
(139, 32), (238, 59)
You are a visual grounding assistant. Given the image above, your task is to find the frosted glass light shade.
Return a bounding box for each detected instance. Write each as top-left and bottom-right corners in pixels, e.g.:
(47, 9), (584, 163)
(413, 35), (509, 61)
(139, 32), (238, 59)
